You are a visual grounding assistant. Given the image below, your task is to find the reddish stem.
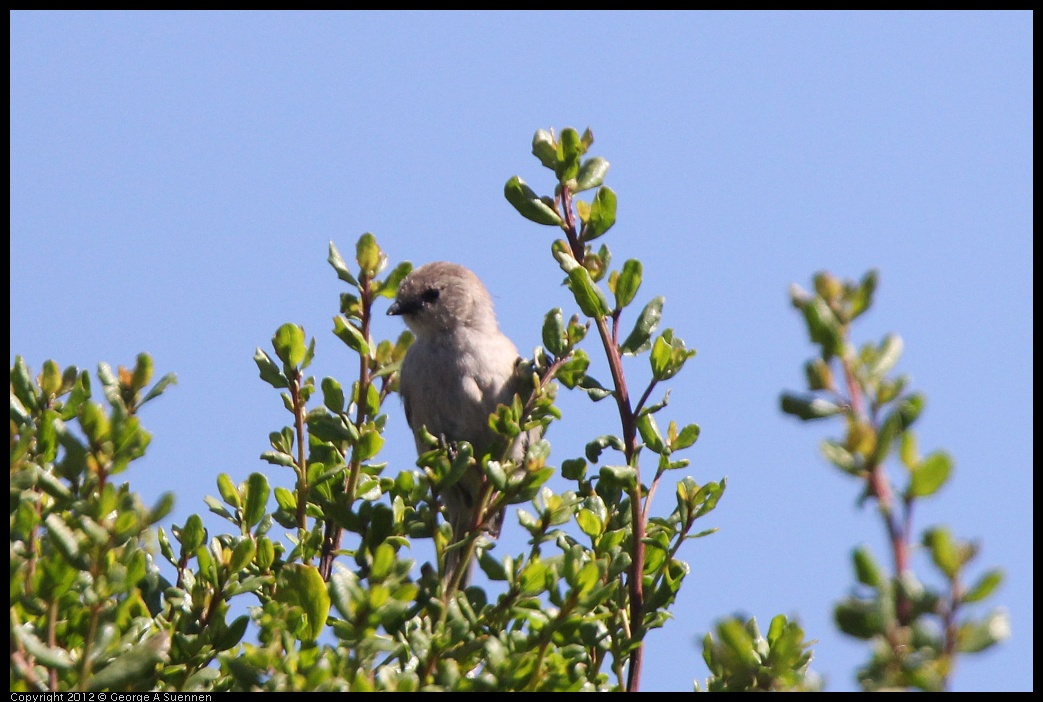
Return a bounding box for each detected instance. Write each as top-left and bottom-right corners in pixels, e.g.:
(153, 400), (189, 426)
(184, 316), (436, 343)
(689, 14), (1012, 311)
(561, 186), (644, 692)
(842, 355), (911, 623)
(320, 272), (374, 581)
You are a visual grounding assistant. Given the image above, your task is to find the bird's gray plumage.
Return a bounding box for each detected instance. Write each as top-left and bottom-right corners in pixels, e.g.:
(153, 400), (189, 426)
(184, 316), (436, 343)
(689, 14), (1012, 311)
(388, 262), (534, 585)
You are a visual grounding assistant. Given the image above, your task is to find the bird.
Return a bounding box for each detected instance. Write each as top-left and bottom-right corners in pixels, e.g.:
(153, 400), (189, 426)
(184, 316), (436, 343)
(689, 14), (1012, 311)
(387, 261), (535, 587)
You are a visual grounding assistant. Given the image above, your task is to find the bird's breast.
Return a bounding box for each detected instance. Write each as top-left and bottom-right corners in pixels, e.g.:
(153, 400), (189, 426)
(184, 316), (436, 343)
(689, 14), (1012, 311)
(400, 331), (520, 453)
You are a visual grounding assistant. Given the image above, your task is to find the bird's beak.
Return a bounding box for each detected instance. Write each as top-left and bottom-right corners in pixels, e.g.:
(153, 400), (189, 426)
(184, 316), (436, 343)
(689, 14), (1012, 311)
(388, 298), (421, 316)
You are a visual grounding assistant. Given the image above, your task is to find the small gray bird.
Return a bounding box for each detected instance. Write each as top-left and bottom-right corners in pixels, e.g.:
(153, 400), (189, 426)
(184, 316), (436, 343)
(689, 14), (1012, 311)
(387, 261), (534, 586)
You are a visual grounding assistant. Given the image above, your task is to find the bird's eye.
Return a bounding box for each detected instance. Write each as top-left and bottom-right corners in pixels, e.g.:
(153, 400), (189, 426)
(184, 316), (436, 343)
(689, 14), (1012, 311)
(421, 288), (440, 304)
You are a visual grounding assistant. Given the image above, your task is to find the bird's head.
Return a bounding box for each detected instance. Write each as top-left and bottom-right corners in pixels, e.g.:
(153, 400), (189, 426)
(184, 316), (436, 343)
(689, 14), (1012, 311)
(387, 261), (498, 337)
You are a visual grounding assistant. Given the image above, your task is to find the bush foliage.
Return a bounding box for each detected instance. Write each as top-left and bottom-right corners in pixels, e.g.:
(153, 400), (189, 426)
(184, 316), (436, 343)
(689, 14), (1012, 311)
(10, 128), (1004, 692)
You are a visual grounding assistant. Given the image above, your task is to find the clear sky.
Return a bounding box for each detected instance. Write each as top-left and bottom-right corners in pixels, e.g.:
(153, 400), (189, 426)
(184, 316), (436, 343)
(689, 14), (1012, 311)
(10, 10), (1032, 692)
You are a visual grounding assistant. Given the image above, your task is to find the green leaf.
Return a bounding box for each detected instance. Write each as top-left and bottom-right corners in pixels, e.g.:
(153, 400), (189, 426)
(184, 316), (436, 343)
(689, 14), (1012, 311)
(852, 545), (883, 587)
(876, 374), (908, 406)
(78, 401), (110, 445)
(598, 464), (637, 489)
(244, 472), (270, 528)
(923, 527), (961, 579)
(180, 514), (207, 555)
(849, 269), (878, 320)
(717, 617), (757, 663)
(205, 494), (234, 521)
(620, 296), (664, 355)
(504, 175), (563, 226)
(130, 352), (154, 393)
(485, 459), (507, 491)
(962, 568), (1004, 604)
(274, 486), (296, 512)
(579, 374), (612, 402)
(899, 431), (919, 469)
(371, 542), (396, 581)
(585, 434), (624, 463)
(229, 538), (256, 572)
(587, 248), (611, 283)
(559, 127), (583, 156)
(39, 359), (62, 396)
(584, 186), (617, 241)
(575, 560), (601, 597)
(217, 615), (250, 652)
(576, 509), (603, 537)
(478, 550), (509, 581)
(614, 259), (642, 310)
(85, 632), (170, 691)
(675, 478), (697, 523)
(433, 441), (472, 491)
(11, 392), (30, 427)
(801, 296), (843, 358)
(576, 198), (590, 223)
(692, 479), (725, 518)
(256, 536), (275, 571)
(575, 156), (610, 192)
(900, 393), (925, 425)
(275, 564), (331, 642)
(45, 514), (86, 569)
(908, 451), (953, 498)
(649, 329), (696, 381)
(518, 559), (547, 595)
(780, 393), (843, 420)
(874, 393), (925, 464)
(321, 377), (345, 413)
(566, 314), (588, 346)
(566, 266), (611, 319)
(817, 438), (859, 475)
(531, 129), (558, 170)
(35, 408), (58, 463)
(556, 127), (583, 181)
(956, 609), (1010, 653)
(307, 411), (358, 443)
(891, 391), (928, 446)
(804, 358), (834, 391)
(260, 450), (294, 467)
(561, 458), (587, 481)
(328, 240), (359, 286)
(637, 413), (666, 454)
(378, 261), (413, 299)
(159, 530), (185, 573)
(11, 356), (39, 411)
(552, 239), (580, 273)
(13, 625), (73, 670)
(834, 598), (882, 639)
(357, 428), (384, 461)
(870, 333), (903, 378)
(766, 614), (788, 648)
(671, 423), (701, 451)
(59, 365), (79, 394)
(813, 271), (843, 301)
(333, 316), (370, 356)
(648, 335), (671, 382)
(140, 372), (177, 405)
(148, 492), (175, 524)
(356, 232), (386, 275)
(61, 370), (91, 419)
(542, 308), (566, 356)
(364, 381), (381, 416)
(217, 473), (241, 509)
(273, 323), (307, 367)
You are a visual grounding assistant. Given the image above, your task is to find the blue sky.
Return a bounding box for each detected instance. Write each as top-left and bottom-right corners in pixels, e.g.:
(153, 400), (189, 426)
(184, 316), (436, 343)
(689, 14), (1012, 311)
(10, 11), (1031, 692)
